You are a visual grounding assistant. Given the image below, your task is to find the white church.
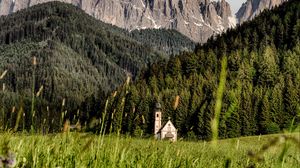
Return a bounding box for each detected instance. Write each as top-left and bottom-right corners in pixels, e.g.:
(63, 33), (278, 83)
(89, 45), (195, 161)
(154, 103), (177, 141)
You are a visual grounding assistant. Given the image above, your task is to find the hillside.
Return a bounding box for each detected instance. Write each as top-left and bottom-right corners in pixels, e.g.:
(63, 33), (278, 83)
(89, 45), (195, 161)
(0, 1), (194, 130)
(105, 0), (300, 139)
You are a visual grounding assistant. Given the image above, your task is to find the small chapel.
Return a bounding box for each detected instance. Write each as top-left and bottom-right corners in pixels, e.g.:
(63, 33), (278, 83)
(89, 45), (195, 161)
(154, 103), (177, 141)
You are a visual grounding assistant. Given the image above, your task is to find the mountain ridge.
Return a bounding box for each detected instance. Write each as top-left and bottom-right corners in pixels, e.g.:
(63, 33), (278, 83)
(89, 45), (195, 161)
(0, 0), (289, 42)
(236, 0), (288, 23)
(0, 0), (236, 42)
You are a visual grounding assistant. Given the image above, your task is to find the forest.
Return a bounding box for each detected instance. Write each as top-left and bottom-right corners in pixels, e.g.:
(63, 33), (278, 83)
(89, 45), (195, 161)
(0, 2), (194, 131)
(103, 0), (300, 139)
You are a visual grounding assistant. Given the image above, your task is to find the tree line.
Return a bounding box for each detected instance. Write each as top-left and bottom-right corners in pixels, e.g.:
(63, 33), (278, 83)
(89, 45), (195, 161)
(102, 0), (300, 139)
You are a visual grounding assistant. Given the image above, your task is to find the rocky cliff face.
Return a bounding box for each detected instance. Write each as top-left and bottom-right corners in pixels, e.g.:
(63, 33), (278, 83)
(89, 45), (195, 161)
(236, 0), (288, 23)
(0, 0), (236, 43)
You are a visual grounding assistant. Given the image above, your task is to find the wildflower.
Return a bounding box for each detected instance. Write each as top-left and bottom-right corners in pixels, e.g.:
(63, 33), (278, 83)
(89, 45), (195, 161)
(0, 151), (16, 168)
(6, 151), (16, 168)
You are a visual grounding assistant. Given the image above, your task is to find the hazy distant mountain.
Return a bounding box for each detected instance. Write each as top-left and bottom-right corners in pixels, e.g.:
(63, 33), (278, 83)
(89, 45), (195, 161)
(0, 0), (236, 43)
(236, 0), (288, 23)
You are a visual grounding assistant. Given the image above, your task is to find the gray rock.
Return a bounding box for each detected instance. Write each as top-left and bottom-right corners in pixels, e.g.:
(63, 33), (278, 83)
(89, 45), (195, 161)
(236, 0), (288, 24)
(0, 0), (236, 43)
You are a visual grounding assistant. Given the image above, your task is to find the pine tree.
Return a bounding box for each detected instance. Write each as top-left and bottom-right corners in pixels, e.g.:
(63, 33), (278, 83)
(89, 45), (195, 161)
(224, 88), (241, 138)
(257, 46), (278, 86)
(283, 75), (298, 128)
(259, 90), (271, 134)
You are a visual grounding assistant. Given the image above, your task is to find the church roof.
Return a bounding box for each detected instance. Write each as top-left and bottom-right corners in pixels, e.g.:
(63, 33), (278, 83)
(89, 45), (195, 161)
(155, 103), (162, 109)
(157, 120), (177, 133)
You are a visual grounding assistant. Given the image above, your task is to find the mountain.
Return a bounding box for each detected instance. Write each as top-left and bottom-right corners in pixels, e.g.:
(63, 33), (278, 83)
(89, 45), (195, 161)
(0, 1), (195, 129)
(0, 0), (236, 43)
(236, 0), (288, 23)
(104, 0), (300, 138)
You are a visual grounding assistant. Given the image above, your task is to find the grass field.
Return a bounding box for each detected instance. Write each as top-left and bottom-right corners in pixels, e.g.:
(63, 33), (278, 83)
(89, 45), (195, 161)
(0, 59), (299, 168)
(0, 132), (299, 168)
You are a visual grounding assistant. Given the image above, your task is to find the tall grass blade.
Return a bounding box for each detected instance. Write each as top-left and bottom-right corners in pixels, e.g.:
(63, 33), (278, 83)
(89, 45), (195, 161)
(211, 57), (227, 147)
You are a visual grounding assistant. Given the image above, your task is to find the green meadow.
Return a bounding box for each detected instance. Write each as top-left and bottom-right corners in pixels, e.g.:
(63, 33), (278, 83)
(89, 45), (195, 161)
(0, 132), (299, 168)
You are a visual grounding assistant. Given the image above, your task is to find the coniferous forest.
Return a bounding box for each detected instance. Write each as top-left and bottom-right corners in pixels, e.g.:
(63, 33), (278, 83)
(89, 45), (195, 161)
(103, 0), (300, 139)
(0, 0), (299, 140)
(0, 2), (194, 131)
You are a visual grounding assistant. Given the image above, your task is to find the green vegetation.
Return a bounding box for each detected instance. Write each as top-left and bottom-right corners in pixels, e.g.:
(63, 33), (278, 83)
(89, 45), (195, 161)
(130, 29), (195, 55)
(0, 133), (299, 167)
(0, 0), (299, 141)
(0, 2), (194, 131)
(105, 0), (300, 139)
(0, 1), (299, 167)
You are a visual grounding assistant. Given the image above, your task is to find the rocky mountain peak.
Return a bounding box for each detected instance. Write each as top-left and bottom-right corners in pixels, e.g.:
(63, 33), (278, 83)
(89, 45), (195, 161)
(0, 0), (236, 43)
(236, 0), (288, 23)
(0, 0), (289, 42)
(216, 0), (232, 19)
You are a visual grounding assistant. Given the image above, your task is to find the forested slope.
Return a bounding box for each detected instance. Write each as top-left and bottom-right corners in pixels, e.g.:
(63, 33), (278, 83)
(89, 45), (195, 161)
(0, 1), (194, 130)
(105, 0), (300, 139)
(130, 29), (195, 56)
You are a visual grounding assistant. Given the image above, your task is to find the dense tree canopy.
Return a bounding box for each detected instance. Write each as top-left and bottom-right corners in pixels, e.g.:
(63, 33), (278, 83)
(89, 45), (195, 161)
(104, 0), (300, 139)
(0, 2), (194, 131)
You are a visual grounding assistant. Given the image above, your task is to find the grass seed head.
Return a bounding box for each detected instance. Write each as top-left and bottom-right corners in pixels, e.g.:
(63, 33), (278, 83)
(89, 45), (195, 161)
(173, 95), (180, 110)
(32, 56), (37, 66)
(0, 70), (8, 80)
(36, 85), (44, 97)
(126, 76), (131, 86)
(63, 120), (70, 133)
(62, 98), (66, 107)
(112, 91), (117, 98)
(11, 106), (15, 113)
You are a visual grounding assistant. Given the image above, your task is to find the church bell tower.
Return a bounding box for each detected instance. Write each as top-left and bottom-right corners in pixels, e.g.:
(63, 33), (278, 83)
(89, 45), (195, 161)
(154, 103), (162, 138)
